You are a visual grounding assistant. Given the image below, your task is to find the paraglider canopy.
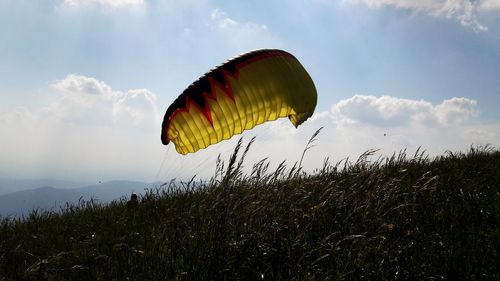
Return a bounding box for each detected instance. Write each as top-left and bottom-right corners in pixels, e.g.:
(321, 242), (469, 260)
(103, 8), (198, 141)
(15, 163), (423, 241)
(161, 49), (317, 155)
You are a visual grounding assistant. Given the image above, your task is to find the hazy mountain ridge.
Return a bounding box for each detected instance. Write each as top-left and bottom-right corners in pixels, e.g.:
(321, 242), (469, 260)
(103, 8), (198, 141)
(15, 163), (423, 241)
(0, 178), (85, 195)
(0, 180), (157, 217)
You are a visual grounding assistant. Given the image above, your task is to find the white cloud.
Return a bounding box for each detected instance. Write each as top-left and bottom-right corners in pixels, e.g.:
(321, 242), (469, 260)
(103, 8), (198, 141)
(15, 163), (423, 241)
(344, 0), (489, 32)
(210, 9), (239, 29)
(61, 0), (144, 10)
(49, 74), (159, 128)
(331, 95), (478, 126)
(210, 8), (268, 31)
(204, 8), (279, 54)
(480, 0), (500, 10)
(434, 97), (478, 125)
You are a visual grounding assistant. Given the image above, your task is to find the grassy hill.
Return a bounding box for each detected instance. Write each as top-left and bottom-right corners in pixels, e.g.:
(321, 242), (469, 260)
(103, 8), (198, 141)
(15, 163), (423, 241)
(1, 143), (499, 280)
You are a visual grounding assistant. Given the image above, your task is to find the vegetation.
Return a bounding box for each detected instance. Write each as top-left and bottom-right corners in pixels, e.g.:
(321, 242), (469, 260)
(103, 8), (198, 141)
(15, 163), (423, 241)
(1, 139), (499, 280)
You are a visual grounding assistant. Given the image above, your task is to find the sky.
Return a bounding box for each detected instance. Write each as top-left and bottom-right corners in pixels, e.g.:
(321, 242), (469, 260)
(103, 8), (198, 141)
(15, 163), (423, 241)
(0, 0), (499, 184)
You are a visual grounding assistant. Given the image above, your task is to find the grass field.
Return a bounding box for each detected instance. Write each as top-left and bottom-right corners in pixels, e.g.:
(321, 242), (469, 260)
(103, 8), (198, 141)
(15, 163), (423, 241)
(1, 141), (499, 280)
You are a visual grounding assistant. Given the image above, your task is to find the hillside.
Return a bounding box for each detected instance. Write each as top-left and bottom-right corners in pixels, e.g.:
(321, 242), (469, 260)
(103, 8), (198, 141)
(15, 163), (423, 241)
(0, 145), (499, 280)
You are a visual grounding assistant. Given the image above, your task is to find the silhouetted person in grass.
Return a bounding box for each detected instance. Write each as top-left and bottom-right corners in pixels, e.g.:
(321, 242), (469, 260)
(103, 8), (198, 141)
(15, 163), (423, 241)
(127, 193), (138, 206)
(126, 193), (139, 226)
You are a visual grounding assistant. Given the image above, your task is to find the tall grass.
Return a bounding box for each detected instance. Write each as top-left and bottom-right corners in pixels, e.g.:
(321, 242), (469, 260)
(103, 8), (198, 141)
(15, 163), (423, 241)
(0, 141), (499, 280)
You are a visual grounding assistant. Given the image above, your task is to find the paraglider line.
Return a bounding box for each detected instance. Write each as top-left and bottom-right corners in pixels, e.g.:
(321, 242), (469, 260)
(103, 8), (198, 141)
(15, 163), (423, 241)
(155, 145), (171, 182)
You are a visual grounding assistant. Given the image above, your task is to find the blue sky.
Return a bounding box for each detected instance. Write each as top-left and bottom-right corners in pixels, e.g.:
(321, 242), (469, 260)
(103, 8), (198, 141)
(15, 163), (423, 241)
(1, 0), (499, 183)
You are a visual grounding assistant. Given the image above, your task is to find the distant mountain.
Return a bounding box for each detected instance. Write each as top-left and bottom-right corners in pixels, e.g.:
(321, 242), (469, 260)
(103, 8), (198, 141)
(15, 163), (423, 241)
(0, 180), (160, 218)
(0, 178), (85, 195)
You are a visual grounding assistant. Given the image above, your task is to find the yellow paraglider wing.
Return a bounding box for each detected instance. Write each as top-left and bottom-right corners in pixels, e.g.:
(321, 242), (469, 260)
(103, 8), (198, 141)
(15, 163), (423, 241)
(161, 49), (317, 155)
